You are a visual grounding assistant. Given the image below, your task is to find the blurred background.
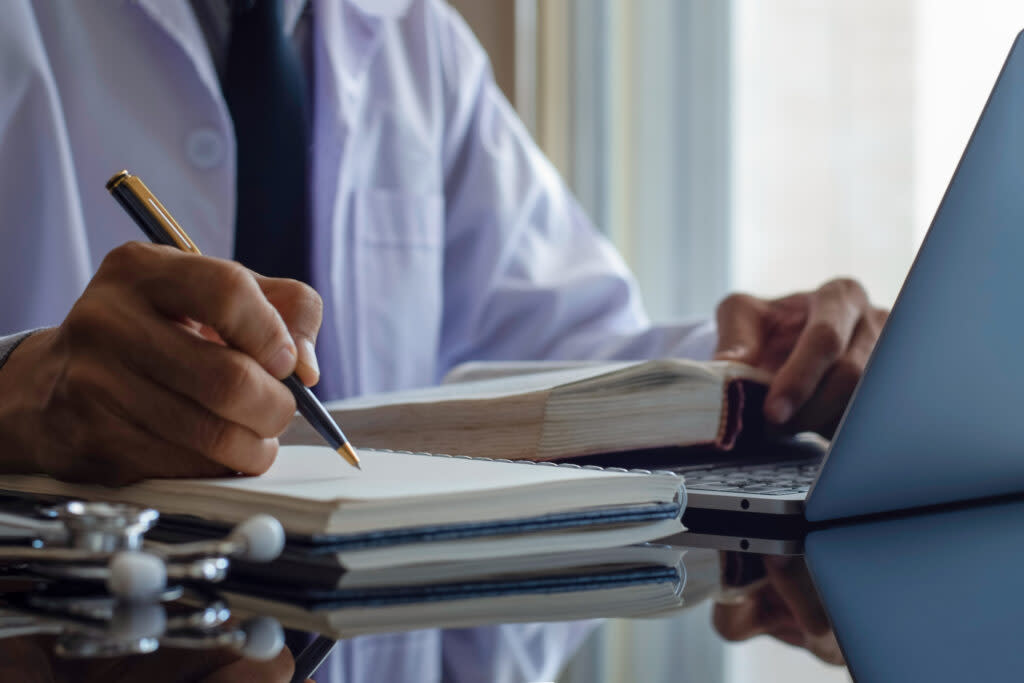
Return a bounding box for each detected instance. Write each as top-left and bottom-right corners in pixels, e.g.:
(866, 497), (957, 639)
(449, 0), (1024, 681)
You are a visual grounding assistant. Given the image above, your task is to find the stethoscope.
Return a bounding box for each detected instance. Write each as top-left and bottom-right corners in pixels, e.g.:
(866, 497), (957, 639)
(0, 499), (288, 661)
(0, 583), (284, 660)
(0, 500), (285, 600)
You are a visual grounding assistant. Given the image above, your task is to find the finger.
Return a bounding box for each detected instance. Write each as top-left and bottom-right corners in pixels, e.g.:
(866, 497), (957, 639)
(808, 631), (846, 666)
(258, 276), (323, 387)
(712, 581), (794, 641)
(193, 322), (227, 346)
(763, 556), (831, 637)
(786, 315), (878, 436)
(87, 352), (280, 473)
(766, 279), (868, 423)
(50, 405), (233, 484)
(89, 298), (297, 440)
(100, 244), (298, 379)
(751, 293), (811, 371)
(713, 294), (766, 365)
(768, 624), (808, 649)
(713, 599), (765, 642)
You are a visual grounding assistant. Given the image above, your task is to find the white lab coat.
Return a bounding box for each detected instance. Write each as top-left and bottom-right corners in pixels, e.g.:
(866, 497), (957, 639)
(0, 0), (716, 680)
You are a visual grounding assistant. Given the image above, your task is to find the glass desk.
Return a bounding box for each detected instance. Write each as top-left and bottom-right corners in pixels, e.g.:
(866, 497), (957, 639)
(3, 494), (1021, 681)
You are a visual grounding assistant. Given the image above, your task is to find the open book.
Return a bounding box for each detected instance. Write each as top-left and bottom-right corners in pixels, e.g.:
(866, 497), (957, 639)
(0, 446), (685, 567)
(284, 359), (771, 462)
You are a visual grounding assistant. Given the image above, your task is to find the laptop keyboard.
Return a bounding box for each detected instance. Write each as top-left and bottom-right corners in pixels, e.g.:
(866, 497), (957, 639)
(682, 460), (821, 496)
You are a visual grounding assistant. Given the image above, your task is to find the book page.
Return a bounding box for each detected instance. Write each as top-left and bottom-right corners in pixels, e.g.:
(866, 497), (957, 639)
(442, 360), (616, 384)
(325, 360), (767, 413)
(324, 363), (642, 411)
(443, 359), (770, 388)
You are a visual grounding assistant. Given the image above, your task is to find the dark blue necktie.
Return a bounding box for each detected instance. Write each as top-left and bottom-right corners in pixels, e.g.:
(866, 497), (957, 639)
(224, 0), (310, 283)
(225, 4), (321, 655)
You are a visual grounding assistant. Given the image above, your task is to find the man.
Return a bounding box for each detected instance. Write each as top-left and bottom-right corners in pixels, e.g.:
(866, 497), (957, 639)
(0, 0), (883, 679)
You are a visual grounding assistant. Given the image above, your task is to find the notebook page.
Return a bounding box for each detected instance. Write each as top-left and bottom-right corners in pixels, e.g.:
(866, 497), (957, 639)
(180, 445), (649, 502)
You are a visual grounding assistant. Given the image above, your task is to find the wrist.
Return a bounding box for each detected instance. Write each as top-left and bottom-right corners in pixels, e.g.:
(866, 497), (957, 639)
(0, 328), (61, 474)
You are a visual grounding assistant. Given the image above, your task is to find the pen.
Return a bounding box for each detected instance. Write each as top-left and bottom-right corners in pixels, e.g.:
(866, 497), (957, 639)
(105, 170), (361, 470)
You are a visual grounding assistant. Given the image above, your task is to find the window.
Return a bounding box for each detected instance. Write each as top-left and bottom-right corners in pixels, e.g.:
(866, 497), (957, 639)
(529, 1), (1024, 681)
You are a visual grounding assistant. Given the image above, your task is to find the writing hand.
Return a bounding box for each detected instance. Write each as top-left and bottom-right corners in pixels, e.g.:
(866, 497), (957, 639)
(0, 242), (323, 483)
(713, 278), (888, 436)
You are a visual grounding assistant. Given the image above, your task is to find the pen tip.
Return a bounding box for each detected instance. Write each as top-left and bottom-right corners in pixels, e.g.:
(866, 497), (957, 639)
(338, 442), (361, 470)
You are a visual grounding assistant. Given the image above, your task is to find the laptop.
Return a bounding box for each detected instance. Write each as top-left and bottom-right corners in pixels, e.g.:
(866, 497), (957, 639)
(670, 29), (1024, 550)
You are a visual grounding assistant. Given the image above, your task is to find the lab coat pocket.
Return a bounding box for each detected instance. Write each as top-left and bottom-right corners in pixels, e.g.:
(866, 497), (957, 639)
(352, 189), (445, 392)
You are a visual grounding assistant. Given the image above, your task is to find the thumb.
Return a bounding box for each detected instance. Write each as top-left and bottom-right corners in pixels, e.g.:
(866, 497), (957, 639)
(256, 275), (324, 387)
(713, 294), (764, 366)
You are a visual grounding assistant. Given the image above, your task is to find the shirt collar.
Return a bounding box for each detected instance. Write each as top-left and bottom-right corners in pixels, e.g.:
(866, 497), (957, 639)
(347, 0), (413, 19)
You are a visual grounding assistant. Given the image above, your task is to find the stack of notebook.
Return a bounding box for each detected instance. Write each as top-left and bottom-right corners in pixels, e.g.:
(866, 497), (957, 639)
(0, 444), (689, 635)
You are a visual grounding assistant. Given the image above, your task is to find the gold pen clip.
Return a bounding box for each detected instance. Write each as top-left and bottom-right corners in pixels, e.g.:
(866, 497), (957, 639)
(106, 170), (202, 254)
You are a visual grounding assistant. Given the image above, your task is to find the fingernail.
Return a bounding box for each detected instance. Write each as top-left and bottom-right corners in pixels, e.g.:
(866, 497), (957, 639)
(297, 339), (320, 384)
(266, 345), (297, 379)
(766, 397), (793, 424)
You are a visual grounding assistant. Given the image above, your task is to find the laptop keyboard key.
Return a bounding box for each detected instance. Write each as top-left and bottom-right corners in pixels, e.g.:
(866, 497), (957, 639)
(683, 457), (823, 496)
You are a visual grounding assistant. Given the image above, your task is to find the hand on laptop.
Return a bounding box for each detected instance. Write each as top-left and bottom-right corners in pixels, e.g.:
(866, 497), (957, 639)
(713, 278), (888, 437)
(713, 553), (844, 665)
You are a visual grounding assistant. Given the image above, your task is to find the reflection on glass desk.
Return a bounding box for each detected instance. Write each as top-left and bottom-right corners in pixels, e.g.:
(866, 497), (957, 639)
(806, 496), (1024, 681)
(0, 535), (754, 677)
(0, 524), (859, 682)
(224, 543), (692, 638)
(14, 492), (1024, 682)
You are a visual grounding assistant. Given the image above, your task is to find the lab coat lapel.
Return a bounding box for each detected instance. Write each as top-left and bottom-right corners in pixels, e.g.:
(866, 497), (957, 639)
(129, 0), (236, 259)
(132, 0), (223, 110)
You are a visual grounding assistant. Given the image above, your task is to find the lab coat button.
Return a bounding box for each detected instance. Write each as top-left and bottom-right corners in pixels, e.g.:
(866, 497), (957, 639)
(185, 128), (225, 169)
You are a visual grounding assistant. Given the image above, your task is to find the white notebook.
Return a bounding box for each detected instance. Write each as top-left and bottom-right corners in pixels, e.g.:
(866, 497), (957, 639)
(0, 446), (686, 565)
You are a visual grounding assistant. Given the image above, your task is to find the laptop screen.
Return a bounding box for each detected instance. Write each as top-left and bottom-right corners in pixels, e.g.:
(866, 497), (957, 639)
(807, 31), (1024, 522)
